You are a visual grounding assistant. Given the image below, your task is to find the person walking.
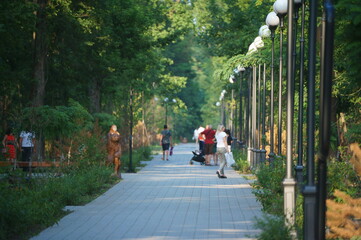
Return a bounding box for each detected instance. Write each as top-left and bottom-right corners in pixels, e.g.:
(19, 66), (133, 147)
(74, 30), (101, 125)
(19, 129), (36, 162)
(215, 124), (229, 178)
(160, 125), (172, 161)
(107, 125), (122, 178)
(2, 128), (19, 162)
(201, 125), (216, 165)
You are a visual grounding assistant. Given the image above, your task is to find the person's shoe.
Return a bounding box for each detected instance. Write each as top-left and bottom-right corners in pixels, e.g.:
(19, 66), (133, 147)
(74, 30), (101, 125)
(216, 171), (221, 178)
(220, 175), (227, 179)
(166, 159), (169, 161)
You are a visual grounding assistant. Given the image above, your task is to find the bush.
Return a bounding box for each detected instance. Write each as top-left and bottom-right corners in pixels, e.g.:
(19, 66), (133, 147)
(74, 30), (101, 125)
(232, 148), (251, 173)
(0, 165), (116, 240)
(328, 158), (361, 198)
(251, 157), (286, 215)
(254, 214), (293, 240)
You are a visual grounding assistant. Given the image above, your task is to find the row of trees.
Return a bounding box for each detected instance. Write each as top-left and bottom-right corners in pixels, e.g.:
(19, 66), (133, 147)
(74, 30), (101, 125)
(0, 0), (210, 160)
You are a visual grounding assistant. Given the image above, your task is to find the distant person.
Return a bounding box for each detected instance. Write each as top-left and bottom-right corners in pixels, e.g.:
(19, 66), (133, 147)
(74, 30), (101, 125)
(215, 124), (229, 178)
(160, 125), (172, 161)
(193, 128), (199, 144)
(225, 129), (233, 152)
(201, 125), (216, 165)
(2, 128), (19, 162)
(19, 129), (36, 162)
(197, 125), (205, 156)
(107, 125), (122, 178)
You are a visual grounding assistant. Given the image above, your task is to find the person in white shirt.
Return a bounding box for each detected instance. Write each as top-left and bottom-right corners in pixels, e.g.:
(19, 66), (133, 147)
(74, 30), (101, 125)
(215, 124), (229, 178)
(19, 130), (36, 162)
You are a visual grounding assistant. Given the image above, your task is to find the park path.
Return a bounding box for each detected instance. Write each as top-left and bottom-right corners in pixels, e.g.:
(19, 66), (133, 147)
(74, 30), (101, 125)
(32, 143), (262, 240)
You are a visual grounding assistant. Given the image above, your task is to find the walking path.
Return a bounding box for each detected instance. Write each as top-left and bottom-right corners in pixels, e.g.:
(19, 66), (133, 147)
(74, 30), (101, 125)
(32, 143), (262, 240)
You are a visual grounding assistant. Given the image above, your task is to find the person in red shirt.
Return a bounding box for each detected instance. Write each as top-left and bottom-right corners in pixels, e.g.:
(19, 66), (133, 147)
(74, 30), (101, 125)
(201, 125), (216, 165)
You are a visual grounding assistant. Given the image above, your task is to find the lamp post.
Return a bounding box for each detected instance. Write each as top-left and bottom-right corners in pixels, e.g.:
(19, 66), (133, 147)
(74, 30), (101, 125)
(247, 68), (253, 166)
(274, 0), (287, 156)
(219, 90), (227, 126)
(317, 1), (334, 239)
(229, 74), (236, 135)
(164, 97), (169, 125)
(238, 66), (246, 144)
(283, 0), (297, 228)
(164, 98), (176, 126)
(252, 66), (257, 168)
(259, 25), (271, 163)
(295, 0), (305, 190)
(303, 0), (318, 235)
(128, 88), (134, 173)
(266, 12), (279, 163)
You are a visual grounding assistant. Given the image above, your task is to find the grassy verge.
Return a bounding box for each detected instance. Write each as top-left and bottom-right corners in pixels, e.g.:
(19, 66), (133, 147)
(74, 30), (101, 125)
(0, 145), (154, 240)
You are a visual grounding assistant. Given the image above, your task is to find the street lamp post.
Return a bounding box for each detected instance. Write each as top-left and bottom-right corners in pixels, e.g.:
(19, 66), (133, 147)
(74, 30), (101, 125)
(317, 1), (334, 239)
(303, 0), (318, 235)
(128, 88), (134, 173)
(164, 97), (169, 125)
(261, 63), (267, 163)
(295, 0), (305, 190)
(238, 66), (246, 144)
(266, 12), (279, 163)
(252, 66), (258, 168)
(274, 0), (287, 156)
(247, 68), (253, 166)
(259, 25), (271, 163)
(283, 0), (297, 228)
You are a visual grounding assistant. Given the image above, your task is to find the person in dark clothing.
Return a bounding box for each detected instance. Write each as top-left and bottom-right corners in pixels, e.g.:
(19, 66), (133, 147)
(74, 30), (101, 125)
(225, 129), (233, 152)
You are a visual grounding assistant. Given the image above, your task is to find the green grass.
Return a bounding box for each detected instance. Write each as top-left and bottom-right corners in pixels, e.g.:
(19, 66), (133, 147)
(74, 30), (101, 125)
(0, 146), (155, 240)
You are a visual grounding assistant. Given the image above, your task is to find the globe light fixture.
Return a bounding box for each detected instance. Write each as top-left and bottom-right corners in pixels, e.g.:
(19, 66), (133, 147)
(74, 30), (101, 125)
(253, 36), (265, 49)
(266, 12), (280, 29)
(273, 0), (288, 16)
(259, 25), (271, 38)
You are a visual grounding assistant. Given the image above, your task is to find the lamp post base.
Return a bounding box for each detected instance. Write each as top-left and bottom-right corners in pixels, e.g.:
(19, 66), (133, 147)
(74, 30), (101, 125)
(283, 178), (297, 227)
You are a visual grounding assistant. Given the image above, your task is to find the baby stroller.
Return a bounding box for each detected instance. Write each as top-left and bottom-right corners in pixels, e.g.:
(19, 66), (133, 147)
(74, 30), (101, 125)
(190, 150), (205, 165)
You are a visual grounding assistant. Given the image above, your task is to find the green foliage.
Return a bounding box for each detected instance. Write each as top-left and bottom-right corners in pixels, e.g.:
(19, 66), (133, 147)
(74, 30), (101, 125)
(0, 165), (116, 240)
(251, 158), (286, 215)
(122, 146), (153, 172)
(21, 99), (93, 140)
(345, 123), (361, 144)
(232, 148), (251, 173)
(254, 214), (293, 240)
(327, 158), (361, 198)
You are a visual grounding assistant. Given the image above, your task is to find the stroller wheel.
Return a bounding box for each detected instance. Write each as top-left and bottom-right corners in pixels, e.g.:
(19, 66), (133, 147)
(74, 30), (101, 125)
(189, 160), (193, 165)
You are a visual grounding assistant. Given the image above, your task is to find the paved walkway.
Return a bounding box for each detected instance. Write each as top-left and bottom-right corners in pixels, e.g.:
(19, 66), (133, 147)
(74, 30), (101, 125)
(32, 143), (262, 240)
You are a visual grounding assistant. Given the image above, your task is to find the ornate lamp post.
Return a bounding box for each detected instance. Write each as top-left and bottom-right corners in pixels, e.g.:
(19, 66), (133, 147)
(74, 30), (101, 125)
(238, 66), (246, 144)
(283, 0), (297, 228)
(295, 0), (305, 189)
(274, 0), (287, 156)
(303, 0), (318, 235)
(266, 12), (279, 163)
(259, 25), (271, 163)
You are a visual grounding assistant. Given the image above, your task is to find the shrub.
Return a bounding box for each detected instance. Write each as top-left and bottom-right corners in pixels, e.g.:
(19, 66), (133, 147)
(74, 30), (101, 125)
(251, 157), (286, 215)
(232, 148), (251, 173)
(254, 214), (293, 240)
(0, 165), (116, 240)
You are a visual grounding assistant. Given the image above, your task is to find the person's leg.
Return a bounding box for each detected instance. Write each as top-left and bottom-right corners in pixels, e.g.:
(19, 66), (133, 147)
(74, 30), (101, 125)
(114, 157), (121, 178)
(218, 148), (227, 176)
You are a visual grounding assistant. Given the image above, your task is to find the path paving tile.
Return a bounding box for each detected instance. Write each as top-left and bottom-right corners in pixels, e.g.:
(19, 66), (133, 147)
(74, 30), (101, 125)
(32, 143), (262, 240)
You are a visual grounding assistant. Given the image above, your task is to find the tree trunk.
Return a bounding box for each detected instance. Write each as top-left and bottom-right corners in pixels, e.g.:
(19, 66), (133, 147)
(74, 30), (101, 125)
(32, 0), (48, 161)
(89, 77), (101, 113)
